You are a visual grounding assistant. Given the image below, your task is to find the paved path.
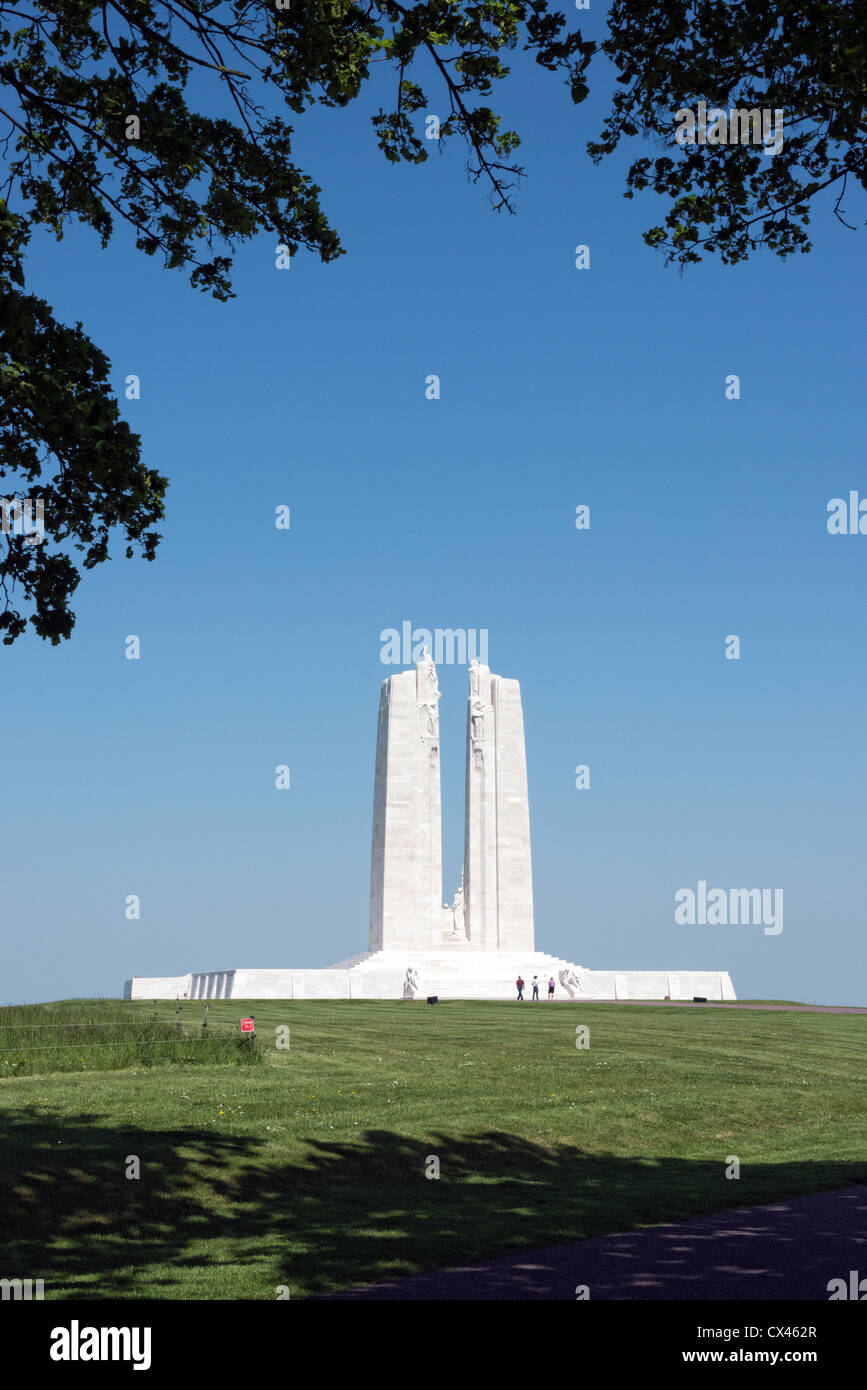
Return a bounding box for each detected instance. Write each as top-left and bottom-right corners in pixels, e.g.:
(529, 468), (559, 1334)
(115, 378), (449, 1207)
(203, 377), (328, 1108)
(325, 1186), (867, 1300)
(567, 1001), (867, 1013)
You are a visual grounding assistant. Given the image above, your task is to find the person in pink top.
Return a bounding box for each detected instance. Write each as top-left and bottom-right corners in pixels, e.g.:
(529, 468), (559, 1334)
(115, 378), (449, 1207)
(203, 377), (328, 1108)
(547, 977), (556, 999)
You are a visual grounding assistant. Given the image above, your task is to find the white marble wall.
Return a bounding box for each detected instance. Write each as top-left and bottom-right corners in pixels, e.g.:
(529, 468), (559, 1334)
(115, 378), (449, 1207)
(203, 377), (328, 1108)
(492, 675), (535, 952)
(464, 664), (535, 952)
(234, 969), (352, 999)
(557, 970), (737, 1001)
(124, 975), (192, 1000)
(125, 962), (737, 1002)
(464, 662), (497, 947)
(369, 659), (442, 952)
(189, 970), (235, 999)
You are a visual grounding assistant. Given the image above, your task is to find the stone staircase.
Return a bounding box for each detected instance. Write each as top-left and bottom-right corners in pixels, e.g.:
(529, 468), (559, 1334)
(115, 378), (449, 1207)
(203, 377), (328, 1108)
(334, 948), (589, 1000)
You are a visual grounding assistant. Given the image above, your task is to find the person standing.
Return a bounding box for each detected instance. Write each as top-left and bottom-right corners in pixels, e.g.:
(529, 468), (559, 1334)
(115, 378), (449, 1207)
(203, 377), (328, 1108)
(547, 976), (556, 1000)
(531, 976), (540, 1001)
(516, 975), (525, 1001)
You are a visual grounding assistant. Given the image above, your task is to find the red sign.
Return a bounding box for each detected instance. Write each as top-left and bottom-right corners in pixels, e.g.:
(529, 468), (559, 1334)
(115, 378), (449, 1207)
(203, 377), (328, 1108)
(240, 1017), (254, 1033)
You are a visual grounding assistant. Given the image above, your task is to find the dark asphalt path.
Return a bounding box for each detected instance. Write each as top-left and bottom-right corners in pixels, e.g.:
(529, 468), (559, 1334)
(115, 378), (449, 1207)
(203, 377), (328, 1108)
(325, 1185), (867, 1300)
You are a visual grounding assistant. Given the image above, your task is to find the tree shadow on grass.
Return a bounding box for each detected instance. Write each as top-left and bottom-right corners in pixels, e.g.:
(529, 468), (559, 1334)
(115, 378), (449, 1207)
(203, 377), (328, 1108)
(1, 1114), (865, 1298)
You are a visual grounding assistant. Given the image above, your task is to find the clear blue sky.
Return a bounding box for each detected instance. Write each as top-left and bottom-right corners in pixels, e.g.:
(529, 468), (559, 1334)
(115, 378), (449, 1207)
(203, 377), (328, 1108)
(2, 22), (865, 1004)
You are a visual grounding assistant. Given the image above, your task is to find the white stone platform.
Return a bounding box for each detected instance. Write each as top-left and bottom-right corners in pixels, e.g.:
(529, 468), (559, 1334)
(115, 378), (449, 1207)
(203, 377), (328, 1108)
(124, 953), (736, 1002)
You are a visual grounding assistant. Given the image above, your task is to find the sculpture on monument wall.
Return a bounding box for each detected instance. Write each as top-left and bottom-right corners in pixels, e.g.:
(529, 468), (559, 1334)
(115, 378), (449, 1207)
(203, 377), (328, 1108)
(470, 702), (486, 770)
(449, 868), (467, 939)
(467, 658), (486, 769)
(559, 968), (585, 998)
(418, 649), (441, 757)
(468, 658), (489, 769)
(420, 702), (439, 744)
(441, 871), (467, 943)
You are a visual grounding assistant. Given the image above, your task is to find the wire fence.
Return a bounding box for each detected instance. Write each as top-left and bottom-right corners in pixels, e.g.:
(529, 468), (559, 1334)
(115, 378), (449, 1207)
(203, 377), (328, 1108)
(0, 1004), (261, 1074)
(0, 1020), (242, 1031)
(1, 1037), (254, 1051)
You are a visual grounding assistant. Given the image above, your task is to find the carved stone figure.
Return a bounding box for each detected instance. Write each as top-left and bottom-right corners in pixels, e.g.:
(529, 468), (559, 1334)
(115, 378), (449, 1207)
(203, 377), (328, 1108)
(418, 653), (441, 752)
(559, 968), (584, 997)
(449, 869), (466, 938)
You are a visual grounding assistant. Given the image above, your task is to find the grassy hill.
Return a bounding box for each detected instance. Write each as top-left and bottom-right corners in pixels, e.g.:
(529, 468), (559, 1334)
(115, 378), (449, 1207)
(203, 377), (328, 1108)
(1, 997), (864, 1299)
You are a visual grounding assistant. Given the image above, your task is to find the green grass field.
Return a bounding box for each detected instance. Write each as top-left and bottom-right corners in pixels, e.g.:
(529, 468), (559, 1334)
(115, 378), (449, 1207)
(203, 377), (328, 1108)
(1, 997), (864, 1299)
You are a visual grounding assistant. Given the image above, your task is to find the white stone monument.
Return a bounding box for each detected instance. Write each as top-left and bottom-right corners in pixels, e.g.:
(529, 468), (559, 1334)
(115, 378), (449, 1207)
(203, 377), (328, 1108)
(369, 653), (443, 952)
(125, 657), (736, 1001)
(465, 661), (534, 952)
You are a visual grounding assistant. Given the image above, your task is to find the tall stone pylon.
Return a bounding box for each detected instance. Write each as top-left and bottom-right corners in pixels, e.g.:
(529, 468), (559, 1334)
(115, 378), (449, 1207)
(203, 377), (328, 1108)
(464, 661), (535, 951)
(369, 655), (443, 951)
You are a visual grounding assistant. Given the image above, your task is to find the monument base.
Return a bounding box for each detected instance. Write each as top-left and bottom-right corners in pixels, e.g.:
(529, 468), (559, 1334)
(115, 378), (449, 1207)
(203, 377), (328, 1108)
(124, 953), (736, 1002)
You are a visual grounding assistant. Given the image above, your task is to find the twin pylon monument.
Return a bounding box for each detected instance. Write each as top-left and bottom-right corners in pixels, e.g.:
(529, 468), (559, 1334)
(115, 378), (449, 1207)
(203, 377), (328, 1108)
(125, 656), (736, 1001)
(371, 654), (535, 955)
